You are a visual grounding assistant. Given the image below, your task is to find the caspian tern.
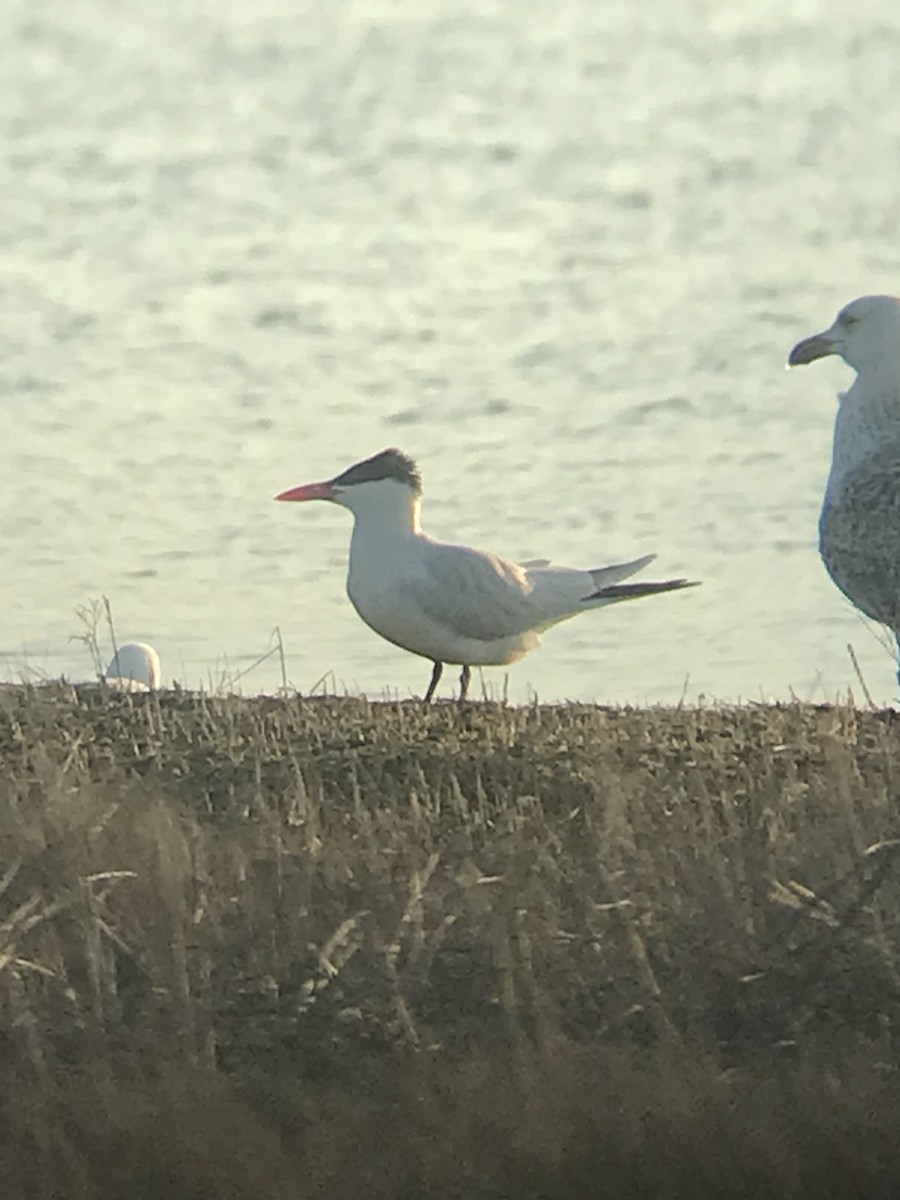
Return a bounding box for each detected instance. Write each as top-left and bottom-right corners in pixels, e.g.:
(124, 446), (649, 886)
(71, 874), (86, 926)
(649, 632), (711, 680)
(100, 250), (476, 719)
(789, 295), (900, 678)
(276, 449), (698, 701)
(105, 642), (161, 692)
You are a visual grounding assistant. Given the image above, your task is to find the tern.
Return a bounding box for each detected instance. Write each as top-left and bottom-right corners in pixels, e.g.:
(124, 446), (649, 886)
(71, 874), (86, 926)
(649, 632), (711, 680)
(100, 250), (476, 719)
(276, 448), (698, 702)
(789, 294), (900, 677)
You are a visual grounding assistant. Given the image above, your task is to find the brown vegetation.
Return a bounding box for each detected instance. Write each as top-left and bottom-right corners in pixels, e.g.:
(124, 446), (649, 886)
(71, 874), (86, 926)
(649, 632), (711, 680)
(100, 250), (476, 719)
(2, 684), (900, 1198)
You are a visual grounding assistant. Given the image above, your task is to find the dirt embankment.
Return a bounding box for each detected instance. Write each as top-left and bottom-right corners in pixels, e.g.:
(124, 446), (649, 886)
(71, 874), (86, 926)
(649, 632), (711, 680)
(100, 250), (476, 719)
(2, 685), (900, 1198)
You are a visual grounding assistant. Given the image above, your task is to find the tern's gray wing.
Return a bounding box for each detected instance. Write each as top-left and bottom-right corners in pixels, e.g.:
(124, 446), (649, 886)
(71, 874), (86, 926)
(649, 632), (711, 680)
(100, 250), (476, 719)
(408, 542), (539, 643)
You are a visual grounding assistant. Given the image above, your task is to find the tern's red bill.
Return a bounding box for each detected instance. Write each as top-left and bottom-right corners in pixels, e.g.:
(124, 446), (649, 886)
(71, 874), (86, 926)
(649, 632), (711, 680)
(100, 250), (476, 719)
(275, 480), (336, 502)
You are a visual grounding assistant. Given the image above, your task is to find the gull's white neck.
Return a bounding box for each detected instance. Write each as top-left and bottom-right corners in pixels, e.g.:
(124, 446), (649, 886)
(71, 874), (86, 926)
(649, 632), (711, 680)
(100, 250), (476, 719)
(826, 362), (900, 502)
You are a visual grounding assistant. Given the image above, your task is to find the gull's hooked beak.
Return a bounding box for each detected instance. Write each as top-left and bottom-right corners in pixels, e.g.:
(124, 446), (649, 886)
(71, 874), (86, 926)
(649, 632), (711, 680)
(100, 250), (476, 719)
(788, 329), (838, 367)
(275, 480), (338, 502)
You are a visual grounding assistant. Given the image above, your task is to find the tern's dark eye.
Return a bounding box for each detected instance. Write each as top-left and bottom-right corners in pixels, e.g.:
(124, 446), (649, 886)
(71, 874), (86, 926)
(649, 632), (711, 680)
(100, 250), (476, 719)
(841, 312), (860, 328)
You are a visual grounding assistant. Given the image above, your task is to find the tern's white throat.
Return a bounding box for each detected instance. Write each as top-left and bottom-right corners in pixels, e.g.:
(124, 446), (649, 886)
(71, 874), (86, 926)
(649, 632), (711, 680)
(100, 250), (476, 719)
(335, 476), (423, 538)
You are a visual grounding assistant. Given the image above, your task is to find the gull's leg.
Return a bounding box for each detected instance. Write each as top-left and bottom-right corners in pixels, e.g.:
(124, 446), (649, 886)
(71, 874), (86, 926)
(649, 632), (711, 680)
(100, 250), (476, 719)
(424, 661), (443, 703)
(459, 664), (471, 703)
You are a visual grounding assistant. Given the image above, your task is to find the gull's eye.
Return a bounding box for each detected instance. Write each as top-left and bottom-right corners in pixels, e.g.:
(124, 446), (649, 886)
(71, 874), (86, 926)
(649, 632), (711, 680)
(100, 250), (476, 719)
(841, 312), (860, 329)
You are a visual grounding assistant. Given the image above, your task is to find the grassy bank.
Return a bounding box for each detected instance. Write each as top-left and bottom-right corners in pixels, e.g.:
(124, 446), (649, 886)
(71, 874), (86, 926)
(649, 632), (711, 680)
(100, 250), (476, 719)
(2, 685), (900, 1197)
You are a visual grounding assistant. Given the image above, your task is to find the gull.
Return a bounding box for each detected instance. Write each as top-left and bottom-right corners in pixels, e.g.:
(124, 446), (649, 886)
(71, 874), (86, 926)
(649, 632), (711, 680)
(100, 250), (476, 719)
(105, 642), (161, 692)
(276, 448), (698, 701)
(789, 294), (900, 676)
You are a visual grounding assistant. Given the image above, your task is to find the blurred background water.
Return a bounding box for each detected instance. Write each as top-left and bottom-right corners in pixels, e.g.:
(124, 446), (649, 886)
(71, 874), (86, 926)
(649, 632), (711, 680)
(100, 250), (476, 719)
(4, 0), (900, 704)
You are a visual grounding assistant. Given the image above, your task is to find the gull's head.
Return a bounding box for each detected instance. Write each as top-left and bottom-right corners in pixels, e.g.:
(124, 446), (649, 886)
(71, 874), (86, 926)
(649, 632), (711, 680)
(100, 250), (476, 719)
(276, 448), (423, 517)
(788, 295), (900, 374)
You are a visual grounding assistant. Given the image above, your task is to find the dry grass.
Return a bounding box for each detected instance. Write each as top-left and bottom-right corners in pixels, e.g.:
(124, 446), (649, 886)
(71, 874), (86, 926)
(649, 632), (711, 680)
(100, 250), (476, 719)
(2, 684), (900, 1197)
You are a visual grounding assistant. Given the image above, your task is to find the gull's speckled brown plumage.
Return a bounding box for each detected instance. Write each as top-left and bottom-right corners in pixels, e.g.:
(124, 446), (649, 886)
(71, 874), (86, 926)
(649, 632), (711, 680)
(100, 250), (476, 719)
(820, 445), (900, 631)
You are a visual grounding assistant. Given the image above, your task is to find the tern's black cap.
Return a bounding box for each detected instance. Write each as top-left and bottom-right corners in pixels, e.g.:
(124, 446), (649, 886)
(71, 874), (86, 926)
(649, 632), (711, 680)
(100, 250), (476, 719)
(332, 448), (423, 495)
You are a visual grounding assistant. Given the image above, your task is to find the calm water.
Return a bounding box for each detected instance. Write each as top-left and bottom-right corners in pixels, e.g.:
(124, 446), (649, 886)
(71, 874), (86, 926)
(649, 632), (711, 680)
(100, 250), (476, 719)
(4, 0), (900, 704)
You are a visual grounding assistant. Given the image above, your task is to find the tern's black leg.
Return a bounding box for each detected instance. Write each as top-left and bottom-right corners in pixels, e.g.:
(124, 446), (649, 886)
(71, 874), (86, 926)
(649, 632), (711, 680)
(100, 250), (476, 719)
(459, 664), (471, 703)
(423, 661), (443, 703)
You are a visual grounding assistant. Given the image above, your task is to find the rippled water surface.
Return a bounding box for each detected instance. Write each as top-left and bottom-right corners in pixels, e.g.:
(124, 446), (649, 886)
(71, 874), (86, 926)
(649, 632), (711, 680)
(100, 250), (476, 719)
(5, 0), (900, 703)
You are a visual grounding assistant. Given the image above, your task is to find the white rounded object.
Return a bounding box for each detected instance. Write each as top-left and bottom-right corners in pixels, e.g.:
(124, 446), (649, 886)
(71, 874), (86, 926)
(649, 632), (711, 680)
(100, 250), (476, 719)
(105, 642), (161, 691)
